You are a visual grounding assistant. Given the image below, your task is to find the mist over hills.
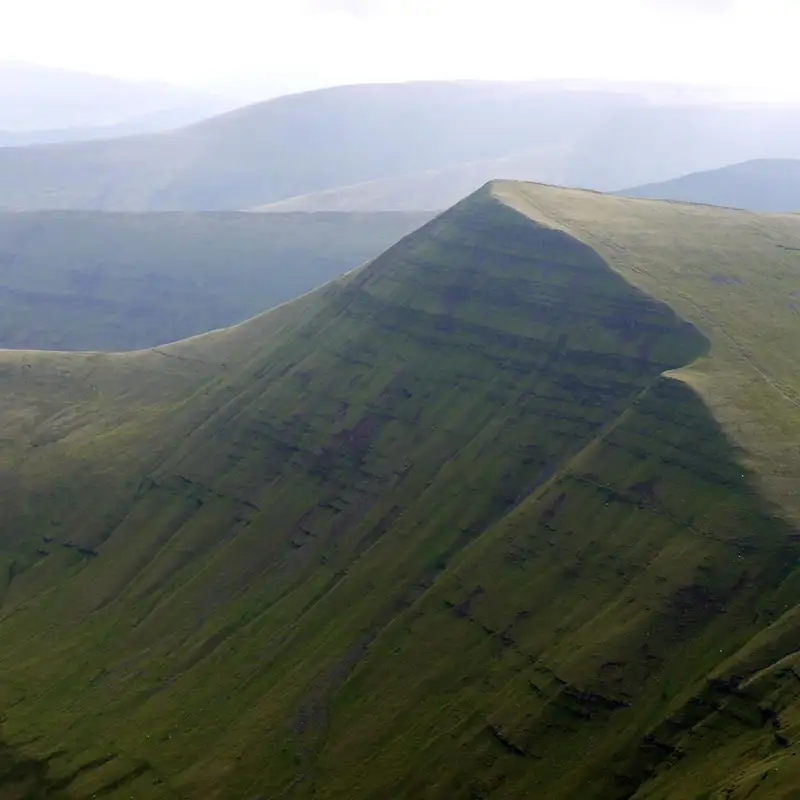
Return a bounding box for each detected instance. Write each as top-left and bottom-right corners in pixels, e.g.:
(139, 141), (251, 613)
(620, 158), (800, 212)
(0, 81), (643, 211)
(0, 107), (231, 148)
(4, 80), (800, 215)
(254, 148), (573, 212)
(0, 61), (226, 135)
(246, 88), (800, 214)
(0, 183), (798, 798)
(0, 209), (430, 351)
(263, 151), (800, 218)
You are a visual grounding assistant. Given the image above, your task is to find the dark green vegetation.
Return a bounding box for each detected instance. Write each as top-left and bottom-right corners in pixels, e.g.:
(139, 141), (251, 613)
(6, 81), (800, 212)
(0, 183), (798, 798)
(0, 209), (430, 350)
(620, 159), (800, 212)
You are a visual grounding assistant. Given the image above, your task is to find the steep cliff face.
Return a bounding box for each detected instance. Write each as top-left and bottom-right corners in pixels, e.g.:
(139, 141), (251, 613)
(0, 185), (796, 799)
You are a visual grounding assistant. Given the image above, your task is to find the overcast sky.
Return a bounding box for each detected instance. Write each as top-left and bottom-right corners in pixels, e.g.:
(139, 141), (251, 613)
(2, 0), (797, 99)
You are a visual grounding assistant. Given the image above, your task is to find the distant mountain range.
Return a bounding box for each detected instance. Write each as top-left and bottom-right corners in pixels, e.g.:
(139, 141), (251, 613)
(0, 81), (640, 210)
(253, 147), (574, 212)
(0, 107), (231, 147)
(619, 158), (800, 212)
(256, 154), (800, 219)
(0, 61), (229, 137)
(4, 80), (800, 213)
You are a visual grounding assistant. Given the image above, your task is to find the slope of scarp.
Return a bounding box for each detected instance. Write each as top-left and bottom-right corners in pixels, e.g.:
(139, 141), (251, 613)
(294, 377), (800, 800)
(0, 185), (797, 798)
(495, 180), (800, 523)
(0, 188), (709, 797)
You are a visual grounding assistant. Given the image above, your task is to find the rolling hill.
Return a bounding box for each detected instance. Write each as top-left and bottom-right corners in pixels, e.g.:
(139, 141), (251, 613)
(252, 101), (800, 214)
(253, 147), (575, 212)
(0, 107), (232, 148)
(0, 182), (798, 798)
(6, 80), (800, 214)
(0, 210), (430, 350)
(0, 81), (643, 211)
(620, 159), (800, 212)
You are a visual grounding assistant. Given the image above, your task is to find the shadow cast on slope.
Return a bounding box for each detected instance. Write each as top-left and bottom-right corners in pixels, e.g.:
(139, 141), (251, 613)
(3, 194), (791, 799)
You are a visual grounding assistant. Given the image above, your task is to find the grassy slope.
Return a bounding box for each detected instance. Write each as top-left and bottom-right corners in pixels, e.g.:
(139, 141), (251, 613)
(618, 159), (800, 212)
(495, 182), (800, 521)
(0, 210), (431, 350)
(0, 184), (798, 798)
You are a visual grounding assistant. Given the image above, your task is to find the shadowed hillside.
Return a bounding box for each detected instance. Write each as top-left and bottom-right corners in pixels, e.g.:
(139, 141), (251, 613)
(0, 209), (431, 350)
(619, 159), (800, 212)
(0, 184), (797, 798)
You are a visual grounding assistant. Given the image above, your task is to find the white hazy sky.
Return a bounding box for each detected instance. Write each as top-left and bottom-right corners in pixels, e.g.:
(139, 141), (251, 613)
(1, 0), (798, 98)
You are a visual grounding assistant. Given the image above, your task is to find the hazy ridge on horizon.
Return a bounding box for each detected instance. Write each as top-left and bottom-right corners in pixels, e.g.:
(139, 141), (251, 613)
(4, 77), (800, 215)
(0, 60), (233, 136)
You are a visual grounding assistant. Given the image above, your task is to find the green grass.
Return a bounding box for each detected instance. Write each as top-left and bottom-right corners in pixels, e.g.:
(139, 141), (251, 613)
(0, 183), (797, 798)
(0, 209), (431, 350)
(496, 181), (800, 520)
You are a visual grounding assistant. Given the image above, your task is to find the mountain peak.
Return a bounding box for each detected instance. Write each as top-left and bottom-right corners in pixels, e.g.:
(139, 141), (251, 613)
(0, 185), (799, 797)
